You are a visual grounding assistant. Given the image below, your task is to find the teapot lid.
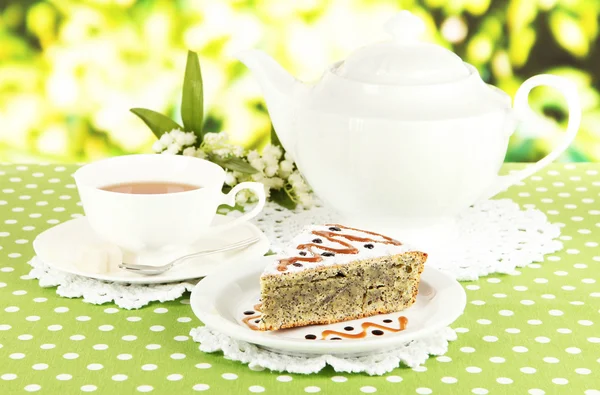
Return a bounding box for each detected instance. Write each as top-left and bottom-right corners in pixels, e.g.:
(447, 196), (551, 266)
(335, 11), (470, 85)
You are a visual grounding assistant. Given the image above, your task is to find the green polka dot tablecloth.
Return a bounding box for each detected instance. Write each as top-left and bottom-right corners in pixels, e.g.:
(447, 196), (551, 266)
(0, 163), (598, 395)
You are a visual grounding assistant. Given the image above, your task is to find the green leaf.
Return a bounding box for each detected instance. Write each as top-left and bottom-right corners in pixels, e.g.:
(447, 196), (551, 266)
(270, 124), (282, 147)
(270, 187), (297, 210)
(181, 50), (204, 140)
(130, 108), (183, 139)
(209, 155), (258, 174)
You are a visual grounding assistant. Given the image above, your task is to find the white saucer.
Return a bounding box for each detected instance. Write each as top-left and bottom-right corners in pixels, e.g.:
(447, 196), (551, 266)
(191, 256), (466, 357)
(33, 216), (270, 284)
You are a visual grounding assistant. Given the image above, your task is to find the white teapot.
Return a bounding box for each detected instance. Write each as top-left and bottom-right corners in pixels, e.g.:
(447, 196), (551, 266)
(237, 11), (581, 231)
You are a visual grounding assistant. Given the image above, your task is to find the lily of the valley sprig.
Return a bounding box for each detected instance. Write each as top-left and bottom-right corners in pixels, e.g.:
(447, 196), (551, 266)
(130, 51), (313, 209)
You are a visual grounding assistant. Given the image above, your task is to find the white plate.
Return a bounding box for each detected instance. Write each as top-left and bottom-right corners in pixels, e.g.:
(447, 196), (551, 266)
(33, 216), (270, 284)
(191, 256), (466, 356)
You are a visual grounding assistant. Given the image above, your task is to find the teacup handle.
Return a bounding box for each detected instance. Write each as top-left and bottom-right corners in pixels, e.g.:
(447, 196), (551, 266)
(209, 182), (267, 234)
(480, 74), (581, 201)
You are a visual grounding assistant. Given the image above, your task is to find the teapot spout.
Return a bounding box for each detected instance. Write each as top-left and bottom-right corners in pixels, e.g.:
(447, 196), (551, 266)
(236, 49), (301, 158)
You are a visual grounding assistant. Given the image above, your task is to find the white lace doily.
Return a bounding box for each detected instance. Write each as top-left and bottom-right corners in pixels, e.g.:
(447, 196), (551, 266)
(28, 257), (196, 309)
(190, 326), (457, 375)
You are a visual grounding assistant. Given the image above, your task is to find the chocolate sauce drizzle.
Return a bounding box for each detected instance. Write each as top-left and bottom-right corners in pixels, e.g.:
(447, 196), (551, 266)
(276, 224), (402, 272)
(241, 303), (263, 330)
(240, 304), (408, 340)
(321, 316), (408, 339)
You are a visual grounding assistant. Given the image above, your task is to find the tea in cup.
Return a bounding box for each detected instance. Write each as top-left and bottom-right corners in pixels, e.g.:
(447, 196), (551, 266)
(73, 154), (266, 260)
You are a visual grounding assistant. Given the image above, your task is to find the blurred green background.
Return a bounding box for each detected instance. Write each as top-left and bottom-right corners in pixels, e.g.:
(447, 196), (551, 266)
(0, 0), (599, 163)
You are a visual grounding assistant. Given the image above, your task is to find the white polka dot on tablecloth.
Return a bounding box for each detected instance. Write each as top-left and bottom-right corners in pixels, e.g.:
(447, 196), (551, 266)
(56, 374), (71, 381)
(117, 354), (132, 360)
(466, 366), (482, 373)
(136, 385), (153, 393)
(87, 364), (103, 371)
(544, 357), (560, 363)
(126, 316), (142, 322)
(249, 385), (265, 393)
(415, 388), (432, 394)
(385, 375), (402, 383)
(150, 325), (165, 332)
(360, 386), (377, 393)
(412, 366), (427, 372)
(170, 353), (186, 360)
(441, 377), (458, 384)
(552, 378), (569, 385)
(304, 387), (321, 393)
(141, 364), (157, 371)
(193, 384), (210, 391)
(63, 353), (79, 360)
(471, 388), (488, 394)
(277, 375), (293, 382)
(24, 384), (41, 392)
(92, 344), (108, 350)
(575, 368), (591, 375)
(98, 325), (113, 331)
(167, 374), (183, 381)
(122, 335), (137, 341)
(18, 334), (33, 340)
(146, 344), (161, 350)
(496, 377), (513, 384)
(112, 374), (128, 381)
(221, 373), (237, 380)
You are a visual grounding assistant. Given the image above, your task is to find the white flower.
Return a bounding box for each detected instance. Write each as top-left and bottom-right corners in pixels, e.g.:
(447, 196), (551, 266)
(159, 132), (174, 146)
(232, 145), (245, 157)
(263, 177), (284, 189)
(288, 172), (304, 187)
(202, 133), (219, 145)
(152, 140), (165, 153)
(279, 160), (294, 177)
(284, 151), (294, 161)
(297, 191), (313, 207)
(251, 172), (265, 182)
(195, 149), (207, 159)
(166, 143), (181, 154)
(235, 189), (253, 205)
(247, 150), (260, 162)
(263, 144), (283, 160)
(213, 148), (232, 157)
(224, 171), (237, 186)
(265, 164), (279, 177)
(183, 133), (197, 146)
(182, 147), (197, 156)
(175, 131), (195, 146)
(249, 158), (265, 172)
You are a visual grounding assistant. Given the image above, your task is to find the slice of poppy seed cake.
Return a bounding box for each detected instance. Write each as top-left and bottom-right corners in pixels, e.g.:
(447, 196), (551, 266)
(258, 224), (427, 331)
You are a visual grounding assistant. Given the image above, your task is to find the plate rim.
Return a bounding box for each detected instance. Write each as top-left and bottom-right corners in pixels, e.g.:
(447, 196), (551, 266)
(32, 216), (271, 284)
(190, 255), (467, 355)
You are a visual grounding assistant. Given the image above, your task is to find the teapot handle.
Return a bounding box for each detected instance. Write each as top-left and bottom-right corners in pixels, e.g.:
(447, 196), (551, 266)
(480, 74), (581, 201)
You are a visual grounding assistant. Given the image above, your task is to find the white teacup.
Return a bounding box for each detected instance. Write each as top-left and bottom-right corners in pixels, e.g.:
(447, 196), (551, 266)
(73, 154), (266, 259)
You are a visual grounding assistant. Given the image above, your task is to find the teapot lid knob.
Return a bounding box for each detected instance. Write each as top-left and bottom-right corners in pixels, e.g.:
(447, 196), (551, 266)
(384, 11), (426, 43)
